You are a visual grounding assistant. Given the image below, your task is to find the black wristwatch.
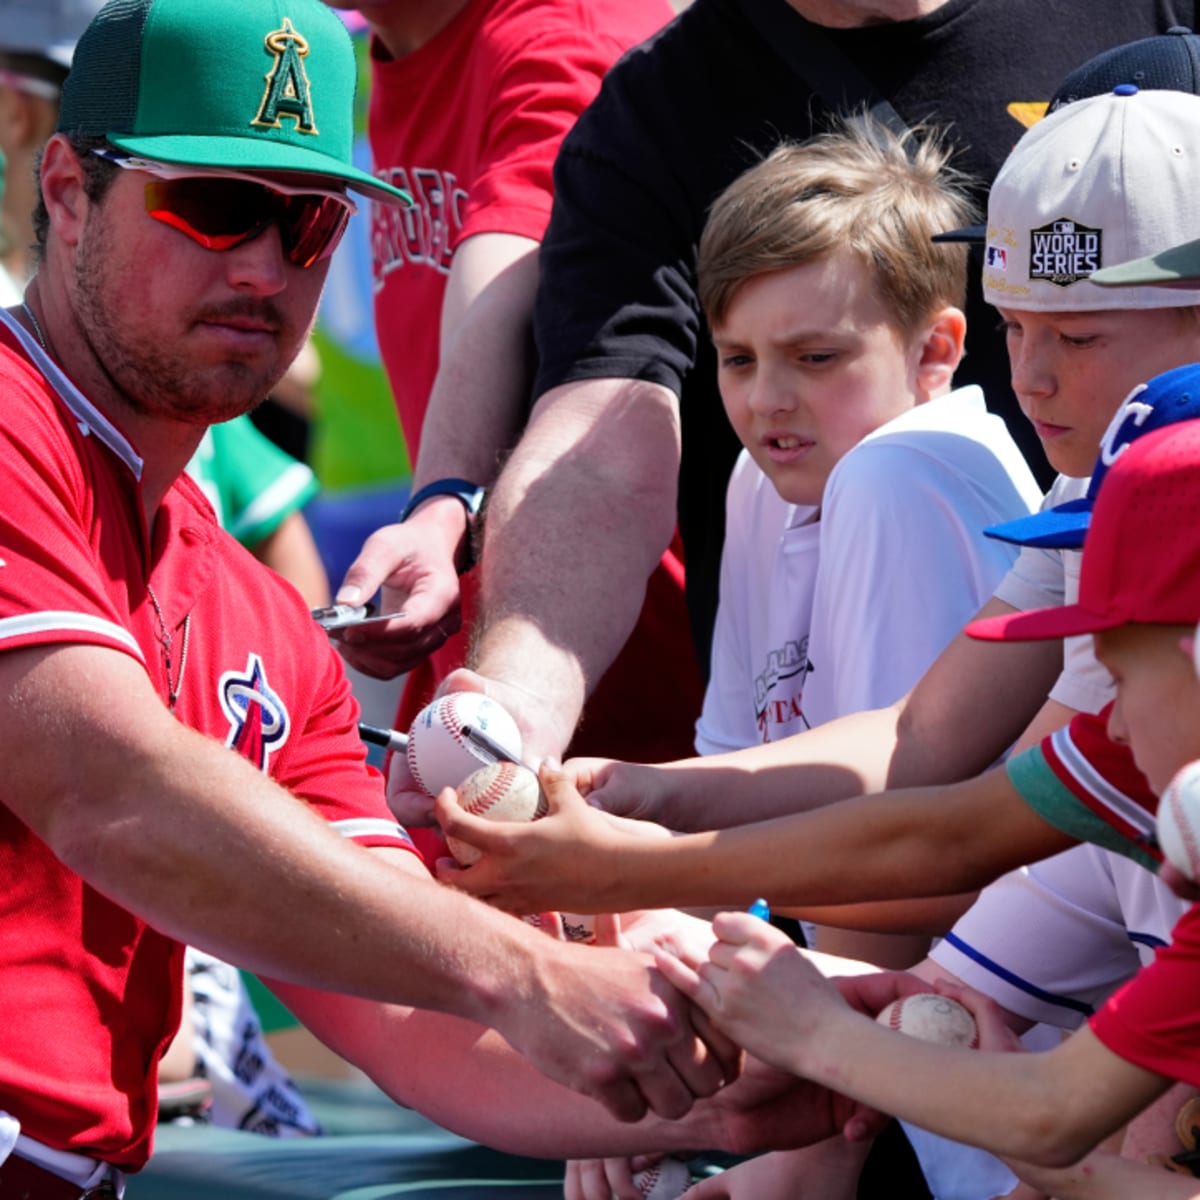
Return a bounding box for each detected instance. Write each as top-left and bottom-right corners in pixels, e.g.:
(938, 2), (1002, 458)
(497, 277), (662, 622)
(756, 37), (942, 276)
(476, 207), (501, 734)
(399, 477), (486, 523)
(399, 477), (487, 571)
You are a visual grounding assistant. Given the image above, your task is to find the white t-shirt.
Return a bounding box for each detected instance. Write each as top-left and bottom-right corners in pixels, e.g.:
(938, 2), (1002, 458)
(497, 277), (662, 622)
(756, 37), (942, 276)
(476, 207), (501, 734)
(932, 844), (1185, 1028)
(992, 474), (1115, 715)
(696, 386), (1042, 754)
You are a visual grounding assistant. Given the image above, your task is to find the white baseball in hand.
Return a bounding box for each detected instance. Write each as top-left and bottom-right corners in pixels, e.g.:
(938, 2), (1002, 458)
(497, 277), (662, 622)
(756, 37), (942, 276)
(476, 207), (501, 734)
(1157, 761), (1200, 882)
(633, 1156), (691, 1199)
(445, 761), (547, 866)
(407, 692), (522, 797)
(875, 993), (979, 1048)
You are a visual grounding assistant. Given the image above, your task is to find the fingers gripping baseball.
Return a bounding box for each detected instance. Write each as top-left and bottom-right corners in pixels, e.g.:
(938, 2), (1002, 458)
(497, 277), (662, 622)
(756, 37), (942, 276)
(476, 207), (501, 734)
(435, 759), (619, 912)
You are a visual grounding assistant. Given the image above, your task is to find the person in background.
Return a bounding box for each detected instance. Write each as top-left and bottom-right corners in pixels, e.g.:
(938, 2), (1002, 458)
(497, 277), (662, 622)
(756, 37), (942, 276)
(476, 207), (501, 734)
(0, 1), (105, 301)
(323, 0), (707, 781)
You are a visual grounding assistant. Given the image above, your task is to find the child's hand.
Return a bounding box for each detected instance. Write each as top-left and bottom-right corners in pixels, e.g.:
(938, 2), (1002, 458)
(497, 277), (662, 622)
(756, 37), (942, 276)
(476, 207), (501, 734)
(680, 1143), (871, 1200)
(565, 1155), (684, 1200)
(928, 978), (1026, 1054)
(566, 756), (681, 824)
(434, 760), (668, 914)
(654, 912), (838, 1076)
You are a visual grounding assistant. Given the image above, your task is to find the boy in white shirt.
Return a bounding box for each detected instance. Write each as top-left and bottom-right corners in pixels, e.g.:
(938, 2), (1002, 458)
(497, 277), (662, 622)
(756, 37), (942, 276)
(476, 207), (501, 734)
(694, 120), (1040, 969)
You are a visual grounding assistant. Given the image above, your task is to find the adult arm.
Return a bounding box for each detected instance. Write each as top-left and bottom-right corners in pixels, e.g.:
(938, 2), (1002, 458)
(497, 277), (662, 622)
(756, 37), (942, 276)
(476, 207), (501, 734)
(467, 376), (683, 760)
(1, 640), (730, 1121)
(271, 940), (902, 1160)
(336, 233), (540, 678)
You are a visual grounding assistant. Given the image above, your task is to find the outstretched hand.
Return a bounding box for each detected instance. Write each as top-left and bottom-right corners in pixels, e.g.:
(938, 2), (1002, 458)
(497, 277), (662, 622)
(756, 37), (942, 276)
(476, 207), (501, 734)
(654, 913), (927, 1081)
(435, 759), (670, 914)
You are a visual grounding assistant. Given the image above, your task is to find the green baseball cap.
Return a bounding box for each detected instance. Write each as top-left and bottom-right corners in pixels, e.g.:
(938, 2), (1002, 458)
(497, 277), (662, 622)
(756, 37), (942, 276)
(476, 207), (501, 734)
(57, 0), (409, 207)
(1091, 238), (1200, 288)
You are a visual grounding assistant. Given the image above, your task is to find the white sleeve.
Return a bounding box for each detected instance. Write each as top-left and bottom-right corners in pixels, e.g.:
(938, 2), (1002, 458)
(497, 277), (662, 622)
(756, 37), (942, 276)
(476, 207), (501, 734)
(802, 440), (1018, 727)
(930, 843), (1144, 1029)
(694, 454), (758, 755)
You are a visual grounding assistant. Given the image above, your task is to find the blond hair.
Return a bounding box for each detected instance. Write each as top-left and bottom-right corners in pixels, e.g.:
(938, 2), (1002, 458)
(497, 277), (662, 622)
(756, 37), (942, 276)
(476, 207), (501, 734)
(698, 117), (978, 335)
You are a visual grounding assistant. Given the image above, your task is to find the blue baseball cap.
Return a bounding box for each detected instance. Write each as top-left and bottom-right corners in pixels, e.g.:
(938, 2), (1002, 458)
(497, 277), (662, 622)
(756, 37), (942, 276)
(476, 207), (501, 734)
(986, 362), (1200, 548)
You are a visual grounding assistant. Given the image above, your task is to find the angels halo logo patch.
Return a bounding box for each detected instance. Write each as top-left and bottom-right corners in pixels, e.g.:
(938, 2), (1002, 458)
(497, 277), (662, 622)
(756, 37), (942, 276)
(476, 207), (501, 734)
(1029, 218), (1102, 287)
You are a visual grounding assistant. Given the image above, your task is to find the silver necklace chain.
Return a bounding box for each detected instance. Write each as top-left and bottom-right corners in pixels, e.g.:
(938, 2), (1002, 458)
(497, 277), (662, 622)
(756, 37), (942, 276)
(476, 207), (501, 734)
(146, 584), (191, 712)
(22, 302), (48, 352)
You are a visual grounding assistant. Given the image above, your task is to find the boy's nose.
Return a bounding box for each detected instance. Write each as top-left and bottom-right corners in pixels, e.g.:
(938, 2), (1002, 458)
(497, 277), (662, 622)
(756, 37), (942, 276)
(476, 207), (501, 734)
(1009, 341), (1055, 402)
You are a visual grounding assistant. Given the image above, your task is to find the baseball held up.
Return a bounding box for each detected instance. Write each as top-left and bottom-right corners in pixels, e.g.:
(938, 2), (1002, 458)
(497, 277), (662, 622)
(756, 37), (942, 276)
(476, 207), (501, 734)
(1157, 760), (1200, 883)
(445, 761), (547, 866)
(407, 692), (522, 796)
(874, 993), (980, 1049)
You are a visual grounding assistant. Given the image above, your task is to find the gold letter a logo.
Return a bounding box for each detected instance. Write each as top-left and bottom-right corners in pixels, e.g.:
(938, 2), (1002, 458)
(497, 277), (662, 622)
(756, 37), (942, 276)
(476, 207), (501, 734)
(253, 18), (318, 135)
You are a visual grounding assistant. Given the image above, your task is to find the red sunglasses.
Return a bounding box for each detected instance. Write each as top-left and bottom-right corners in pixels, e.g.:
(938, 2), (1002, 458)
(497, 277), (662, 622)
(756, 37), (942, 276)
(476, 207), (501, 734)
(95, 151), (356, 269)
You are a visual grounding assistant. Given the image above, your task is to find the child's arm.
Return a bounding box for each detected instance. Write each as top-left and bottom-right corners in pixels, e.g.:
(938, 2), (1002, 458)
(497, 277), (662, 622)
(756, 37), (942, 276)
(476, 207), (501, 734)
(1004, 1149), (1200, 1199)
(435, 759), (1074, 916)
(656, 914), (1171, 1168)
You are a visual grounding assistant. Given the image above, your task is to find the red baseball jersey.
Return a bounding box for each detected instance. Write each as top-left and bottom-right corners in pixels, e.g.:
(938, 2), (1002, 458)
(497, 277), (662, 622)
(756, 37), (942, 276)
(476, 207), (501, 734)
(0, 312), (417, 1168)
(1006, 704), (1162, 872)
(1090, 900), (1200, 1087)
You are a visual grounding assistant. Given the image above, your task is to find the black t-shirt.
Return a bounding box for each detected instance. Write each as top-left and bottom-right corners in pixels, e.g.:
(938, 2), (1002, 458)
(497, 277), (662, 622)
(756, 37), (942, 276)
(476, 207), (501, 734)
(533, 0), (1198, 673)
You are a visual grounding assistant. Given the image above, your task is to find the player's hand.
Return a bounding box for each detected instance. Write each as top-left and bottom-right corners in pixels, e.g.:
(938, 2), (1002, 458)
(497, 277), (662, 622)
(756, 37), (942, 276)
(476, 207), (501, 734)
(385, 750), (440, 826)
(332, 513), (464, 679)
(434, 760), (671, 914)
(436, 666), (576, 765)
(505, 938), (742, 1124)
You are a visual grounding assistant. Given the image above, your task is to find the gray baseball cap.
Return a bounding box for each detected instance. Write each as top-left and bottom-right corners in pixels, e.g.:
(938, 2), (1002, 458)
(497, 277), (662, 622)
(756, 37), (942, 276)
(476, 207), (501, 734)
(3, 0), (108, 68)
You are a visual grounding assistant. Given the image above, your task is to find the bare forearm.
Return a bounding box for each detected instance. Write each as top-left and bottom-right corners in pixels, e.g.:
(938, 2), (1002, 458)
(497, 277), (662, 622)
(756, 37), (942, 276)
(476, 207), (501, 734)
(588, 769), (1071, 914)
(474, 378), (681, 755)
(793, 1019), (1167, 1167)
(275, 989), (718, 1158)
(411, 234), (540, 491)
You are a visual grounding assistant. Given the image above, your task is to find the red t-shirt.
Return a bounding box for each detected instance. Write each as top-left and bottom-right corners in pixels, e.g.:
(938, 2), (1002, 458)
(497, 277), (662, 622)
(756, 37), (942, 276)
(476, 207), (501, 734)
(367, 0), (705, 764)
(0, 315), (417, 1168)
(1090, 902), (1200, 1088)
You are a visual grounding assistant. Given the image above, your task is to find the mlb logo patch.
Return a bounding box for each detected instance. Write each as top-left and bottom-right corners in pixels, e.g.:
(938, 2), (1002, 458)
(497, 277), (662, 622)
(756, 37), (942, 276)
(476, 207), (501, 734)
(1029, 217), (1102, 287)
(985, 246), (1008, 271)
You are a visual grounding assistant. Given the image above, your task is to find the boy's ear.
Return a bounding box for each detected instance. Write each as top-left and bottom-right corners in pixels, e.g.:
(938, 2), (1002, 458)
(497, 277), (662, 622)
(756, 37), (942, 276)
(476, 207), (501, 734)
(913, 306), (967, 398)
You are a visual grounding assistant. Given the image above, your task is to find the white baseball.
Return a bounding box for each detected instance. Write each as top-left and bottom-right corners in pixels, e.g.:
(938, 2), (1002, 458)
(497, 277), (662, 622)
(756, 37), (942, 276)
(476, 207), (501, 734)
(444, 761), (546, 866)
(1157, 761), (1200, 882)
(874, 993), (979, 1049)
(633, 1156), (691, 1199)
(406, 692), (522, 797)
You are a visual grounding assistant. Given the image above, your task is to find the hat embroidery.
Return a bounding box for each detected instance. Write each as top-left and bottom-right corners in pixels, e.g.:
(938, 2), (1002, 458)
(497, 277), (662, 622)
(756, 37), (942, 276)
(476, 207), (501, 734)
(985, 245), (1008, 272)
(1029, 218), (1101, 287)
(252, 18), (318, 136)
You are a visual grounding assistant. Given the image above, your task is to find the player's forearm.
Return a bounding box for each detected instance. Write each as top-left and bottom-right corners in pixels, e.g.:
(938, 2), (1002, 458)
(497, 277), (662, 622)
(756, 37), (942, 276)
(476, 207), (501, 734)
(274, 989), (727, 1158)
(474, 378), (681, 756)
(26, 661), (541, 1026)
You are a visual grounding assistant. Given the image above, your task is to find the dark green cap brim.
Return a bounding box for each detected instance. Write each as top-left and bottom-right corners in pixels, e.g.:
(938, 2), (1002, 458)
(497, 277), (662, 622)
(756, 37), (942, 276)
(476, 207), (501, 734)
(107, 132), (410, 207)
(1091, 237), (1200, 288)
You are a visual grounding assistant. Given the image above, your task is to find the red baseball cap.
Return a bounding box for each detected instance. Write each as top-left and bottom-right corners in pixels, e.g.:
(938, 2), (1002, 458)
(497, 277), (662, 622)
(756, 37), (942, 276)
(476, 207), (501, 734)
(967, 422), (1200, 642)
